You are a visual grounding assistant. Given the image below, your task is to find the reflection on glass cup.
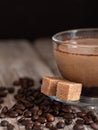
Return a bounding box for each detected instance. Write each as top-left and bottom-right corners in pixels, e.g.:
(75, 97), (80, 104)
(52, 28), (98, 104)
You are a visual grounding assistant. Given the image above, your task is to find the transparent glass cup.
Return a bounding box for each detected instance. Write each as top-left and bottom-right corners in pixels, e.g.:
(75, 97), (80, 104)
(52, 28), (98, 106)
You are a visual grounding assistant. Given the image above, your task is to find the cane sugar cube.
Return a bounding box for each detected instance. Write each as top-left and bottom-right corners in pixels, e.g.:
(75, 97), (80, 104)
(41, 76), (63, 96)
(56, 81), (82, 101)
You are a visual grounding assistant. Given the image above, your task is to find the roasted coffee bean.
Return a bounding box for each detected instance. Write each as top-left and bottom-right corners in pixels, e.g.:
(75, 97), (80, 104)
(0, 86), (7, 91)
(7, 123), (15, 130)
(0, 91), (7, 97)
(87, 111), (94, 117)
(15, 109), (23, 115)
(25, 124), (33, 130)
(0, 104), (2, 109)
(38, 117), (47, 124)
(37, 109), (42, 116)
(46, 113), (55, 122)
(92, 116), (98, 122)
(77, 112), (86, 118)
(46, 122), (53, 128)
(83, 115), (93, 125)
(21, 119), (33, 126)
(24, 110), (32, 118)
(32, 115), (39, 121)
(2, 106), (8, 113)
(34, 121), (41, 127)
(8, 111), (18, 118)
(65, 119), (72, 125)
(18, 117), (25, 123)
(73, 124), (84, 130)
(62, 105), (72, 113)
(31, 107), (39, 115)
(50, 126), (58, 130)
(76, 119), (84, 124)
(8, 87), (15, 94)
(33, 125), (43, 130)
(28, 79), (34, 86)
(1, 120), (9, 126)
(0, 99), (4, 104)
(14, 103), (25, 110)
(56, 121), (65, 128)
(39, 79), (42, 84)
(13, 80), (20, 86)
(0, 112), (6, 118)
(90, 122), (98, 130)
(63, 113), (74, 119)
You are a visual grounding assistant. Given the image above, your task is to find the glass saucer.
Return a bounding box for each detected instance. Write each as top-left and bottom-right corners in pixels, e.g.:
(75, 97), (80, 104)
(49, 96), (98, 110)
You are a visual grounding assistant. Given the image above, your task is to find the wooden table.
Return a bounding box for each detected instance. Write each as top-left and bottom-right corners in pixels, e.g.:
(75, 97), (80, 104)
(0, 39), (97, 130)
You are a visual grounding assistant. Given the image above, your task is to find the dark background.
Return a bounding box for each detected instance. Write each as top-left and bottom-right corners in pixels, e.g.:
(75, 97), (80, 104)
(0, 0), (98, 40)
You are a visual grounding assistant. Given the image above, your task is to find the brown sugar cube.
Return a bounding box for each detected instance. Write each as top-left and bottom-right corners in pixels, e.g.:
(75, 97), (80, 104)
(56, 81), (82, 101)
(41, 76), (63, 96)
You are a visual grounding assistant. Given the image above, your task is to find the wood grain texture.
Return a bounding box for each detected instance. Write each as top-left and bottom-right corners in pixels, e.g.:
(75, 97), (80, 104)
(0, 39), (97, 130)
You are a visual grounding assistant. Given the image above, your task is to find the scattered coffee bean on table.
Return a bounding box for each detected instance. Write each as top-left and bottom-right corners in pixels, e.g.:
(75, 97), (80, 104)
(56, 121), (65, 128)
(1, 120), (9, 126)
(90, 122), (98, 130)
(73, 124), (84, 130)
(7, 123), (15, 130)
(0, 77), (98, 130)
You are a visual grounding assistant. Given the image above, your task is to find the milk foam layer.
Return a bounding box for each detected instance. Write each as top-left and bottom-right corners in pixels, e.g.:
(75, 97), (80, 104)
(58, 38), (98, 55)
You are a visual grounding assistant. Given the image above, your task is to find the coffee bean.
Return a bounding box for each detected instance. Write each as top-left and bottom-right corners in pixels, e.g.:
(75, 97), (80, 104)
(46, 122), (53, 128)
(56, 121), (65, 128)
(25, 124), (33, 130)
(83, 115), (93, 125)
(0, 112), (6, 118)
(32, 115), (39, 121)
(30, 107), (39, 114)
(77, 112), (86, 118)
(24, 110), (32, 118)
(76, 119), (84, 124)
(14, 103), (25, 110)
(34, 121), (41, 127)
(0, 104), (2, 109)
(50, 126), (58, 130)
(0, 91), (7, 97)
(15, 109), (23, 115)
(1, 120), (9, 126)
(8, 87), (15, 94)
(33, 125), (43, 130)
(7, 123), (15, 130)
(13, 80), (20, 86)
(0, 87), (7, 91)
(37, 109), (42, 116)
(28, 79), (34, 86)
(73, 124), (84, 130)
(62, 105), (72, 113)
(18, 117), (25, 123)
(90, 122), (98, 130)
(0, 99), (4, 104)
(38, 117), (47, 124)
(39, 79), (42, 84)
(46, 113), (55, 122)
(21, 119), (33, 126)
(2, 106), (8, 113)
(8, 111), (18, 118)
(65, 119), (72, 125)
(63, 113), (74, 119)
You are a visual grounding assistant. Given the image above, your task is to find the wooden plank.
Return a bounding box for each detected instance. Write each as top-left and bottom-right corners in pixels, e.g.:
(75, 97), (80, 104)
(33, 38), (61, 76)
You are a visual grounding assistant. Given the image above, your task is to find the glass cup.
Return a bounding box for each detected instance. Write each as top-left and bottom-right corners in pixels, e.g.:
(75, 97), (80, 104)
(52, 28), (98, 106)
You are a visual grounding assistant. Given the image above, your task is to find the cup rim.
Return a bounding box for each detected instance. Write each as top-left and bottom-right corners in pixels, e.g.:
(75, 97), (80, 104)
(52, 28), (98, 44)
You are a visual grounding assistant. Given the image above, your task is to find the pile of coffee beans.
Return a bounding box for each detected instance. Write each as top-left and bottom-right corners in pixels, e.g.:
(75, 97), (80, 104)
(0, 120), (14, 130)
(0, 77), (98, 130)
